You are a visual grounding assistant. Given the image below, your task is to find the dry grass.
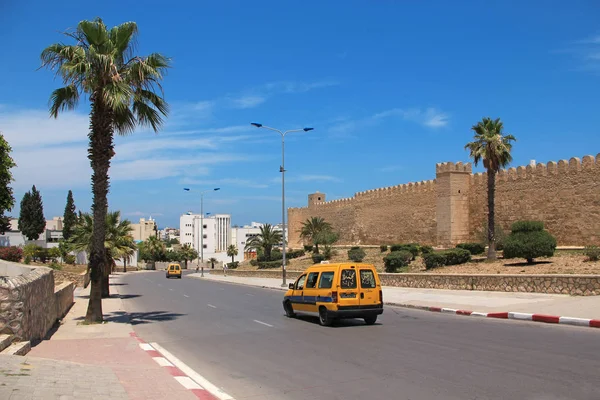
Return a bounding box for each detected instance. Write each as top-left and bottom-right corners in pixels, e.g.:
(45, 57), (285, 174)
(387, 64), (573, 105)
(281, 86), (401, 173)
(237, 248), (600, 275)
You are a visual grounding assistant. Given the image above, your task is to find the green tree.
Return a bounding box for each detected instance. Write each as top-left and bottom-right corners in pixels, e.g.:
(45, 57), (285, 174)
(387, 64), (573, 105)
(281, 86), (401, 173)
(299, 217), (332, 254)
(245, 224), (283, 261)
(227, 244), (238, 264)
(62, 190), (77, 241)
(19, 185), (45, 241)
(144, 236), (166, 269)
(465, 117), (516, 260)
(41, 18), (170, 322)
(0, 133), (16, 234)
(208, 257), (218, 270)
(315, 230), (339, 260)
(179, 243), (197, 269)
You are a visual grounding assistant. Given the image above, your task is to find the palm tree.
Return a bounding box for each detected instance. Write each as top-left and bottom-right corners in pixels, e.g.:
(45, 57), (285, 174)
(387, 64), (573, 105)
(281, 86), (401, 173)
(180, 243), (197, 269)
(227, 244), (238, 264)
(144, 236), (166, 269)
(299, 217), (332, 254)
(245, 224), (283, 261)
(465, 117), (516, 260)
(69, 211), (134, 297)
(208, 257), (218, 269)
(41, 18), (170, 323)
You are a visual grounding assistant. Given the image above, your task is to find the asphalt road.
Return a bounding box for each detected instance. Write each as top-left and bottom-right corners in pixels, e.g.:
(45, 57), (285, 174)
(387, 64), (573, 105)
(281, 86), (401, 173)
(116, 271), (600, 400)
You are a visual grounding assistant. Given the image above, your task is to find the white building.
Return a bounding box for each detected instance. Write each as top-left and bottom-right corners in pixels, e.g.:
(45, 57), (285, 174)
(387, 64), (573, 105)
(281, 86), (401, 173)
(180, 213), (232, 264)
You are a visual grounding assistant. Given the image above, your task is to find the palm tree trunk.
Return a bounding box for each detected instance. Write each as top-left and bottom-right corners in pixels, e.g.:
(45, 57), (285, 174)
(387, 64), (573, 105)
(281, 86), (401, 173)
(85, 98), (114, 322)
(487, 168), (497, 260)
(102, 249), (111, 298)
(314, 243), (319, 254)
(123, 258), (127, 273)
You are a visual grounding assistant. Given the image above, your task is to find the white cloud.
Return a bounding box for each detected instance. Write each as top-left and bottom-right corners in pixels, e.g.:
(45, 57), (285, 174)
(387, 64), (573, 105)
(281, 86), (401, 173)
(230, 95), (266, 109)
(264, 80), (339, 94)
(179, 177), (269, 189)
(126, 211), (164, 217)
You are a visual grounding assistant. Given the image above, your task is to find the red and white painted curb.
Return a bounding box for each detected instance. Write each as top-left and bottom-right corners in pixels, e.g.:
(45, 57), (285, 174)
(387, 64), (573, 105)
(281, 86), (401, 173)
(130, 332), (234, 400)
(389, 304), (600, 329)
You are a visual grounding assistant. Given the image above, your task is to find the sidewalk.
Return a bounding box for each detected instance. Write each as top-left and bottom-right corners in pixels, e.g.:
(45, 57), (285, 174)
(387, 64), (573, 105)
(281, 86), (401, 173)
(0, 274), (205, 400)
(191, 273), (600, 323)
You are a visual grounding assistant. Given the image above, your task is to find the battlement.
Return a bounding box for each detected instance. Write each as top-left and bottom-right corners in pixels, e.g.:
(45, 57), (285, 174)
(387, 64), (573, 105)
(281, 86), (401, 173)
(436, 162), (472, 174)
(354, 180), (435, 198)
(471, 154), (600, 185)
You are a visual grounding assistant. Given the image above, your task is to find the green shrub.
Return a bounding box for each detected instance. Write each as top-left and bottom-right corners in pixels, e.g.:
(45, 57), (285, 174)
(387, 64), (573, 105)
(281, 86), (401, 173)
(226, 262), (239, 269)
(303, 245), (314, 253)
(35, 248), (49, 263)
(323, 246), (336, 260)
(503, 221), (557, 264)
(442, 248), (471, 265)
(312, 253), (326, 264)
(420, 245), (434, 255)
(423, 253), (446, 269)
(24, 255), (32, 264)
(348, 247), (366, 262)
(286, 249), (305, 259)
(49, 261), (62, 270)
(584, 246), (600, 262)
(380, 245), (388, 253)
(383, 250), (412, 273)
(390, 244), (420, 260)
(477, 221), (507, 251)
(456, 243), (485, 255)
(0, 246), (23, 262)
(257, 260), (284, 269)
(64, 254), (76, 265)
(250, 258), (258, 266)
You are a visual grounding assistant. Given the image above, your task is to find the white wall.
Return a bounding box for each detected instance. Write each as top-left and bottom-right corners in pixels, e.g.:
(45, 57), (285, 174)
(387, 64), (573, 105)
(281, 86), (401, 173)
(179, 213), (232, 263)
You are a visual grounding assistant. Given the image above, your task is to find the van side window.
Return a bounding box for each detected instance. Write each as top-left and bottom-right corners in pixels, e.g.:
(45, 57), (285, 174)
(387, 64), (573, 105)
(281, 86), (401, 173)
(295, 275), (306, 290)
(360, 270), (376, 288)
(340, 269), (357, 289)
(318, 272), (334, 289)
(305, 272), (319, 289)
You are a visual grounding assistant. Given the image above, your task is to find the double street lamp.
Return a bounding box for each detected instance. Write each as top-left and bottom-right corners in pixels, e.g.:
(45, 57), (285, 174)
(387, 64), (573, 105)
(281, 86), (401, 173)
(183, 187), (220, 270)
(250, 122), (314, 287)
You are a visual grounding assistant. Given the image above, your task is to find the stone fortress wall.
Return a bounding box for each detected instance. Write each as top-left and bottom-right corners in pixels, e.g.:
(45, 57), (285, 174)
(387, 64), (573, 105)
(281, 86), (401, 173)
(288, 154), (600, 247)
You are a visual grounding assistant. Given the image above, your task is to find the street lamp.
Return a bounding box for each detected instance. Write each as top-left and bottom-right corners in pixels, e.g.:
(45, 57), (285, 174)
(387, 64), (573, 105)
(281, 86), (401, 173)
(250, 122), (314, 287)
(183, 187), (220, 270)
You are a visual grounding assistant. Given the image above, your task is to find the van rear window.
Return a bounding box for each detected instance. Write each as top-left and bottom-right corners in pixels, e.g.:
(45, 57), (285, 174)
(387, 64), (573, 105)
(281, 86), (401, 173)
(360, 270), (376, 288)
(340, 269), (356, 289)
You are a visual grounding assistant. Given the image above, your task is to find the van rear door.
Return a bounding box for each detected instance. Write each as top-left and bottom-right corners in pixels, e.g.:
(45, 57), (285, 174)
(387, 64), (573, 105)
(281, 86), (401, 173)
(338, 267), (359, 307)
(358, 268), (379, 307)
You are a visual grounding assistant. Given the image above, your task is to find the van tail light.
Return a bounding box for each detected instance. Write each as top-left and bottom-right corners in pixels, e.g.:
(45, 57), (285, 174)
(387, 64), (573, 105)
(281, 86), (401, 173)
(331, 291), (338, 303)
(379, 290), (383, 304)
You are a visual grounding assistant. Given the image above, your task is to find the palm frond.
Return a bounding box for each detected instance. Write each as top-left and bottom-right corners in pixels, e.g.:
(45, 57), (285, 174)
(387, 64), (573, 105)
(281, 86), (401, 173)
(109, 22), (138, 61)
(49, 85), (80, 117)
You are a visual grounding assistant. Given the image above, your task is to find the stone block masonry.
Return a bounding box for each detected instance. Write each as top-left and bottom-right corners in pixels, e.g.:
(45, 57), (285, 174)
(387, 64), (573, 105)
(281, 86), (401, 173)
(288, 153), (600, 247)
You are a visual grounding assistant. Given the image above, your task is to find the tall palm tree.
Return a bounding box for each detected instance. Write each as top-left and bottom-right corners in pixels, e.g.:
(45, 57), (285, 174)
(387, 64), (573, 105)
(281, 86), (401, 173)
(227, 244), (238, 264)
(299, 217), (332, 254)
(69, 211), (134, 297)
(180, 243), (197, 269)
(40, 18), (170, 322)
(245, 224), (283, 261)
(144, 236), (166, 269)
(465, 117), (516, 260)
(208, 257), (218, 269)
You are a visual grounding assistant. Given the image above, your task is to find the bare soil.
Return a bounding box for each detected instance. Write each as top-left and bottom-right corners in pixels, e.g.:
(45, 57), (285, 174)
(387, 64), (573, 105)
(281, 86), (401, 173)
(237, 248), (600, 275)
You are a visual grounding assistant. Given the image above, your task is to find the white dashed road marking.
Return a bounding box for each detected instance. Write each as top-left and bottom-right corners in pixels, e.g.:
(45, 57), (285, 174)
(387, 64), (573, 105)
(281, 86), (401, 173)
(183, 294), (189, 298)
(253, 320), (273, 328)
(207, 304), (217, 309)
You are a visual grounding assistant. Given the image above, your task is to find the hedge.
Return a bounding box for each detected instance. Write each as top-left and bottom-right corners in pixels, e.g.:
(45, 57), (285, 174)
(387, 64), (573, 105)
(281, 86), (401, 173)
(383, 250), (412, 273)
(312, 253), (326, 264)
(423, 253), (446, 270)
(456, 243), (485, 255)
(443, 248), (471, 265)
(390, 244), (420, 260)
(226, 261), (239, 269)
(257, 260), (284, 269)
(420, 245), (434, 255)
(0, 246), (23, 262)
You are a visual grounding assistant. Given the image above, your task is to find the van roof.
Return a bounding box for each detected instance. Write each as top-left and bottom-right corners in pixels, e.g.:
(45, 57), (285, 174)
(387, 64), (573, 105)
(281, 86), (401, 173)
(306, 262), (375, 270)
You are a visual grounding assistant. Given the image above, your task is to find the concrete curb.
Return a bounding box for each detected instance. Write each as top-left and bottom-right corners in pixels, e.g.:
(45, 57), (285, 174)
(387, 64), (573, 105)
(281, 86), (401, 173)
(130, 332), (234, 400)
(386, 303), (600, 329)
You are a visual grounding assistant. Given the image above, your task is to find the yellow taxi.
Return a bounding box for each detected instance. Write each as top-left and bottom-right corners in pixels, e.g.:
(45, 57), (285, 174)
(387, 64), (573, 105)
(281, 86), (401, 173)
(283, 262), (383, 326)
(166, 263), (182, 279)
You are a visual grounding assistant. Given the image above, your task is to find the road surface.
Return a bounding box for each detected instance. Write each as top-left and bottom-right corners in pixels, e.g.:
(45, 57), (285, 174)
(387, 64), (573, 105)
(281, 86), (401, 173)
(116, 271), (600, 400)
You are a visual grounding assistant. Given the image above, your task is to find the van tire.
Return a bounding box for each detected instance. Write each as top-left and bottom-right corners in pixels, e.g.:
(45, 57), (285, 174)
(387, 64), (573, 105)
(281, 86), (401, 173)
(364, 315), (377, 325)
(283, 301), (295, 318)
(319, 307), (332, 327)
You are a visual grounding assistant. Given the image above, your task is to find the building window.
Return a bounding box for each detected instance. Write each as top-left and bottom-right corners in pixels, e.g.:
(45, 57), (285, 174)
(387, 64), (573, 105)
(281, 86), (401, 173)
(203, 234), (207, 239)
(203, 225), (207, 229)
(203, 244), (207, 249)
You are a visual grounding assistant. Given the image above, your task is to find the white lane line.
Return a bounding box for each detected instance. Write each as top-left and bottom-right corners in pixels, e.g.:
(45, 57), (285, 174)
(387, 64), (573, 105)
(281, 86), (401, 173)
(253, 320), (273, 328)
(150, 342), (235, 400)
(245, 293), (254, 296)
(153, 357), (173, 367)
(158, 283), (163, 287)
(169, 288), (173, 291)
(139, 343), (154, 351)
(174, 376), (202, 390)
(183, 294), (190, 298)
(207, 304), (217, 308)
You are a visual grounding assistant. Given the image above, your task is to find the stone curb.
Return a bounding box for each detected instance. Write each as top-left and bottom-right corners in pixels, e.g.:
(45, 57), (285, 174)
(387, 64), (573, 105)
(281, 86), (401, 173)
(130, 332), (233, 400)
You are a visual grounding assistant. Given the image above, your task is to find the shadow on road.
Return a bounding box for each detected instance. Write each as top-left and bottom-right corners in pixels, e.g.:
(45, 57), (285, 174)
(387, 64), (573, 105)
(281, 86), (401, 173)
(119, 294), (142, 300)
(294, 315), (381, 328)
(74, 310), (186, 325)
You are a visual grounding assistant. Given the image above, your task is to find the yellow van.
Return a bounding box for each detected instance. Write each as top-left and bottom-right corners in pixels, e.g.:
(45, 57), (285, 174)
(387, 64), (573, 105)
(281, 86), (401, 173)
(283, 262), (383, 326)
(166, 263), (182, 279)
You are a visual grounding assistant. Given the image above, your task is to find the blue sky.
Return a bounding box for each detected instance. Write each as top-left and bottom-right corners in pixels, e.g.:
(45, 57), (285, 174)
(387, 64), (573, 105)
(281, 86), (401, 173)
(1, 1), (599, 228)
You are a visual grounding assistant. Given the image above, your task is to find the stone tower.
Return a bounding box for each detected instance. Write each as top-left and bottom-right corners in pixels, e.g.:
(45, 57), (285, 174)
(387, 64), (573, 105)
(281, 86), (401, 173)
(436, 162), (472, 246)
(308, 191), (326, 208)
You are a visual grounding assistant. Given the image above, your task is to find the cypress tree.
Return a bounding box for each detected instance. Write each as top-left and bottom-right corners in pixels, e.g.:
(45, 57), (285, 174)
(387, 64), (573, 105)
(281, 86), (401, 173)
(19, 185), (45, 240)
(62, 190), (77, 240)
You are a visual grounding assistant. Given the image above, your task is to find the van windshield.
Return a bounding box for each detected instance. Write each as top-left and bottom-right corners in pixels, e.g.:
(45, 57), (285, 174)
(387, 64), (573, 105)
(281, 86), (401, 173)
(360, 270), (376, 288)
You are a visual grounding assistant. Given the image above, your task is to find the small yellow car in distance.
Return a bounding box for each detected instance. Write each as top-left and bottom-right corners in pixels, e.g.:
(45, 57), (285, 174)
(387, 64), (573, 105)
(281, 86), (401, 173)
(283, 262), (383, 326)
(166, 263), (182, 279)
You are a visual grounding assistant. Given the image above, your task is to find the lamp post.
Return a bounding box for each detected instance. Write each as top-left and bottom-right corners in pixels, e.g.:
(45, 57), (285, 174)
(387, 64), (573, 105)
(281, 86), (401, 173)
(184, 187), (220, 274)
(250, 122), (314, 287)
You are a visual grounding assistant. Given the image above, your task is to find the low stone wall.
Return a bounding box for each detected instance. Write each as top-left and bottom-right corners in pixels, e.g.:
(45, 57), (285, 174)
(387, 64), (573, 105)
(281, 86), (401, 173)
(209, 270), (600, 296)
(54, 270), (89, 288)
(54, 282), (75, 320)
(0, 261), (75, 341)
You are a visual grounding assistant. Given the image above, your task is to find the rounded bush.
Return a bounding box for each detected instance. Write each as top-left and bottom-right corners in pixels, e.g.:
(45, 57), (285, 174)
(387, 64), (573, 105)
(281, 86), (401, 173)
(456, 243), (485, 255)
(584, 245), (600, 262)
(511, 220), (545, 233)
(250, 258), (258, 266)
(0, 246), (23, 262)
(442, 248), (471, 265)
(348, 247), (366, 262)
(303, 245), (314, 253)
(380, 245), (388, 253)
(257, 260), (284, 269)
(503, 229), (557, 264)
(389, 244), (420, 260)
(423, 253), (446, 269)
(312, 253), (326, 264)
(420, 245), (434, 255)
(383, 250), (412, 273)
(227, 261), (239, 269)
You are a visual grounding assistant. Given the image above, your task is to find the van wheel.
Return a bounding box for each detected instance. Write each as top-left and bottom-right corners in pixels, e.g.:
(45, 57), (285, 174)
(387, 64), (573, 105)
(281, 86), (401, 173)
(319, 307), (332, 327)
(364, 315), (377, 325)
(283, 301), (295, 318)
